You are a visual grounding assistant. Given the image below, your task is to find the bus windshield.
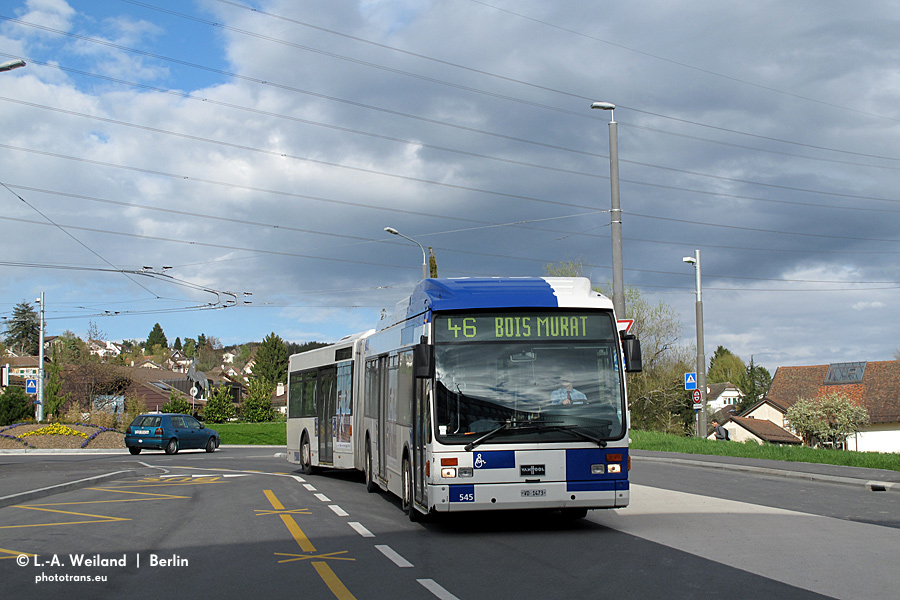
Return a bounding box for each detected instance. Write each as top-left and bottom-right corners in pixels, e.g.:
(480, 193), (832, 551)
(432, 311), (625, 446)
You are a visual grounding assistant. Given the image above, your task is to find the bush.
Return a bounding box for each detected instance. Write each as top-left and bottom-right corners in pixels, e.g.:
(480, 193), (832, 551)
(203, 385), (236, 423)
(0, 386), (34, 426)
(242, 378), (275, 423)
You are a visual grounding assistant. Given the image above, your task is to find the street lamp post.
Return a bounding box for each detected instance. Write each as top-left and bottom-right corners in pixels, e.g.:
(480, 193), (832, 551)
(36, 292), (45, 422)
(384, 227), (428, 280)
(683, 251), (707, 438)
(591, 101), (625, 319)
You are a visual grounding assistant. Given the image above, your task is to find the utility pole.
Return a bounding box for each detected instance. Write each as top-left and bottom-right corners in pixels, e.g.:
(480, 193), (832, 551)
(36, 292), (45, 421)
(683, 251), (707, 437)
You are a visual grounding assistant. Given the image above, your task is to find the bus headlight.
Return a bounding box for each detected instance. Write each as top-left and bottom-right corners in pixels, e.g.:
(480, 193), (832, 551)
(591, 464), (606, 474)
(607, 464), (622, 474)
(441, 467), (457, 478)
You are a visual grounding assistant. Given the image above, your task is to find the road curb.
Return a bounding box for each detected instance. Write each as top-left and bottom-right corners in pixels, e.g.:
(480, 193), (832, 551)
(633, 455), (900, 494)
(0, 470), (135, 509)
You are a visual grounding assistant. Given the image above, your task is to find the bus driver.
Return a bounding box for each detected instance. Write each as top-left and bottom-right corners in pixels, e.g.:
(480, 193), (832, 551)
(550, 373), (587, 405)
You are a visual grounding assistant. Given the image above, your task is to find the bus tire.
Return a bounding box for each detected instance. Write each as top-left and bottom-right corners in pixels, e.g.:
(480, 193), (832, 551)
(300, 433), (314, 475)
(402, 457), (421, 522)
(365, 441), (377, 493)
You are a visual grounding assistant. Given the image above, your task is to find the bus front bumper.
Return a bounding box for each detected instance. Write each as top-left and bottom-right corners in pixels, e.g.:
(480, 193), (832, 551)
(428, 480), (629, 512)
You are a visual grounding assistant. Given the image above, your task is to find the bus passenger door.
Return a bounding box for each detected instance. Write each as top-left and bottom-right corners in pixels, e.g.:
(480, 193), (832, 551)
(411, 377), (429, 509)
(318, 366), (336, 465)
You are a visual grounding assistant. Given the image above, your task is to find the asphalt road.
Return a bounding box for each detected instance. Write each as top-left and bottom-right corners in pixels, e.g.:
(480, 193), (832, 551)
(1, 447), (897, 600)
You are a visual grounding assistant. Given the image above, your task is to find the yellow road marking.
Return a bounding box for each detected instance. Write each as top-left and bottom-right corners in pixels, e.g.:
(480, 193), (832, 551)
(275, 550), (353, 563)
(0, 548), (36, 559)
(2, 506), (130, 529)
(264, 489), (286, 509)
(26, 489), (190, 506)
(263, 490), (316, 552)
(313, 562), (358, 600)
(255, 508), (312, 516)
(261, 490), (357, 599)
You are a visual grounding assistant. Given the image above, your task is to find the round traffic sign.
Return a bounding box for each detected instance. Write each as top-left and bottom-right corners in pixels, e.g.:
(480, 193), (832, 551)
(190, 386), (198, 397)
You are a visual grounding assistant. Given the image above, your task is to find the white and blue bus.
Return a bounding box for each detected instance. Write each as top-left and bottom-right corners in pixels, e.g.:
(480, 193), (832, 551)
(286, 277), (641, 520)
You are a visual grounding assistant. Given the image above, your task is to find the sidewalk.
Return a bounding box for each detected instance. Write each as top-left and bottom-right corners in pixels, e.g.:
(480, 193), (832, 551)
(632, 449), (900, 492)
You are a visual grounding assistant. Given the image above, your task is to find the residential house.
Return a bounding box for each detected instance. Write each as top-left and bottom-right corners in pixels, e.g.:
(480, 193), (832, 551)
(87, 340), (122, 359)
(3, 355), (47, 377)
(165, 350), (193, 373)
(706, 382), (744, 412)
(761, 360), (900, 453)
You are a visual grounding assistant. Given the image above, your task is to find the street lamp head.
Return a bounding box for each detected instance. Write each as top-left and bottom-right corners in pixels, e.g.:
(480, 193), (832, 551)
(591, 101), (615, 110)
(384, 227), (399, 235)
(682, 256), (697, 264)
(0, 59), (26, 72)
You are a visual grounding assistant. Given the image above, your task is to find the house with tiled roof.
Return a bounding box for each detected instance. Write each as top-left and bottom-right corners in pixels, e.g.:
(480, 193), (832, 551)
(706, 382), (744, 411)
(763, 361), (900, 453)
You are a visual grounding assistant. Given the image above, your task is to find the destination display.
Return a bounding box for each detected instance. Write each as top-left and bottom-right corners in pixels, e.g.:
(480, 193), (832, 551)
(434, 312), (615, 343)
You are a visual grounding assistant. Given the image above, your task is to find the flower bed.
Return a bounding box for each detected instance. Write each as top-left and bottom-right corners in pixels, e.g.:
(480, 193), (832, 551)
(0, 422), (126, 450)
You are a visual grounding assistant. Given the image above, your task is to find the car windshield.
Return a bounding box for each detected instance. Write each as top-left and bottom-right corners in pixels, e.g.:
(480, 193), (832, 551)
(433, 312), (625, 445)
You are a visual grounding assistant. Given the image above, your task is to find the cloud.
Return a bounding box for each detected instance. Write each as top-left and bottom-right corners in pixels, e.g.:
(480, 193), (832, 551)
(1, 0), (899, 371)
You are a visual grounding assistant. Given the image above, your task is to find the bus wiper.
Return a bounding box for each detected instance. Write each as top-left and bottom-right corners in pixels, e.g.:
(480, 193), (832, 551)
(464, 422), (513, 451)
(532, 423), (608, 448)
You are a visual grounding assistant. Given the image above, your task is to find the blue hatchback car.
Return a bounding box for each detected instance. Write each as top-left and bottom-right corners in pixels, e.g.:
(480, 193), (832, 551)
(125, 413), (219, 455)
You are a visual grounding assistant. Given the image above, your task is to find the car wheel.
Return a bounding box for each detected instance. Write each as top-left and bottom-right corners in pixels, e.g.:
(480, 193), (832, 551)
(205, 437), (216, 453)
(300, 433), (314, 475)
(165, 438), (178, 455)
(128, 446), (141, 455)
(364, 441), (377, 493)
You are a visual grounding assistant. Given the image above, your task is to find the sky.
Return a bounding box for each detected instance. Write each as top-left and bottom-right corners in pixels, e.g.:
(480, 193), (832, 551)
(1, 0), (899, 374)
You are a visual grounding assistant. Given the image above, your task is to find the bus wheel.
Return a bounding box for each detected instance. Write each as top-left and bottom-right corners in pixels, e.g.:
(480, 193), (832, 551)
(300, 433), (314, 475)
(365, 441), (377, 493)
(402, 458), (421, 522)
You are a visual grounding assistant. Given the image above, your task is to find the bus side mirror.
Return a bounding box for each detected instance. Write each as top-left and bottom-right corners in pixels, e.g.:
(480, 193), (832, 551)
(414, 343), (434, 379)
(621, 335), (642, 373)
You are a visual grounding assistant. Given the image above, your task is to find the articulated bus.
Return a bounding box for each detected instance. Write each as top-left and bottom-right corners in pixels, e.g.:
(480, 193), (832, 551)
(286, 277), (642, 520)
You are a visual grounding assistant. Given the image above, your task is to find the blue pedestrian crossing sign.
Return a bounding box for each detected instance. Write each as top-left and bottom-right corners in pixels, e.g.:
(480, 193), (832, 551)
(25, 378), (38, 394)
(684, 373), (697, 391)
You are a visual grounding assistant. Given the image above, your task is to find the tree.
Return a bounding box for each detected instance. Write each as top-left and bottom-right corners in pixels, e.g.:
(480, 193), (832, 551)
(56, 330), (87, 365)
(785, 392), (870, 448)
(0, 386), (33, 425)
(203, 384), (236, 423)
(4, 300), (40, 356)
(161, 389), (191, 415)
(173, 337), (182, 351)
(146, 323), (168, 351)
(740, 357), (772, 412)
(242, 378), (276, 422)
(43, 345), (70, 420)
(707, 346), (747, 389)
(255, 333), (289, 385)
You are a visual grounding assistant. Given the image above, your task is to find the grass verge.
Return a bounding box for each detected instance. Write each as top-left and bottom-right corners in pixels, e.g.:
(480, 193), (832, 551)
(212, 421), (286, 446)
(631, 429), (900, 472)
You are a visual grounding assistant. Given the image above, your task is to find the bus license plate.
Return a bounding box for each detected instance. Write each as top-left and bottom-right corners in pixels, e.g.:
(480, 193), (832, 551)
(521, 489), (546, 497)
